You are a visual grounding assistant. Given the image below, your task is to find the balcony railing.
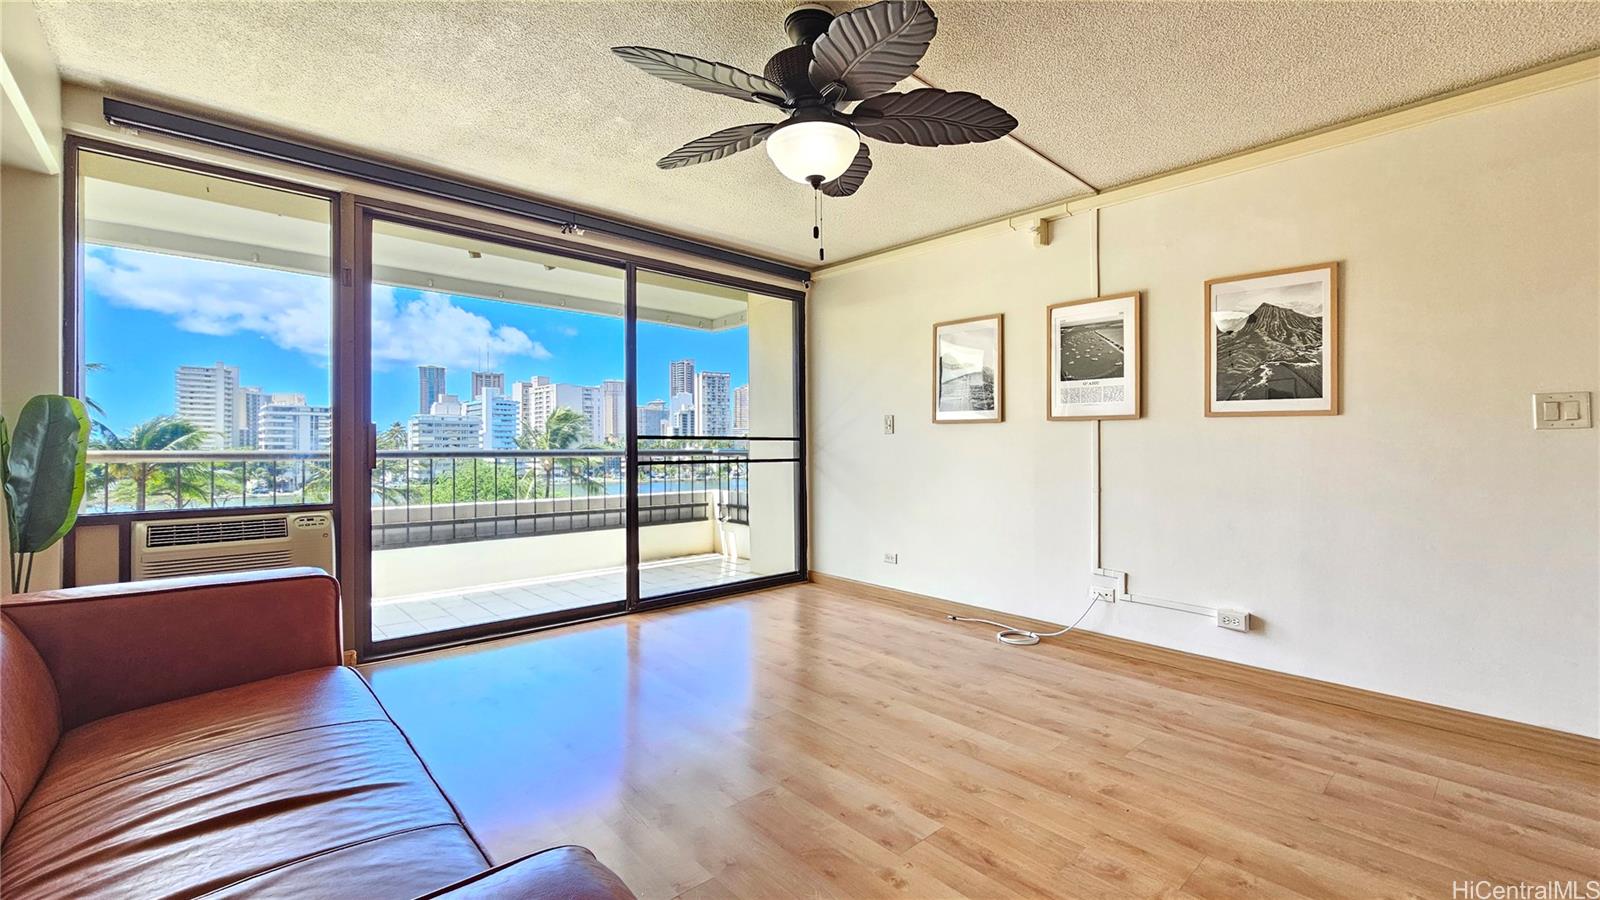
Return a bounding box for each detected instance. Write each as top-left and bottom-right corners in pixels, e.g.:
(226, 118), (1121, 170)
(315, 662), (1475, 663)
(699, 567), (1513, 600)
(80, 448), (750, 539)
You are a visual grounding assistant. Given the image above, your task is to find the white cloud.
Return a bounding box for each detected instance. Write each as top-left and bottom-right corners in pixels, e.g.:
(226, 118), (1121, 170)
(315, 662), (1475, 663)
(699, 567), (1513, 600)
(371, 287), (548, 370)
(86, 247), (551, 371)
(86, 247), (332, 355)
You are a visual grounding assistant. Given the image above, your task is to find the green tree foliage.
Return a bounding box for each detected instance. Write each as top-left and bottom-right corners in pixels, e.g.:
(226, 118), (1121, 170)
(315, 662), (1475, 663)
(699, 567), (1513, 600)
(87, 416), (239, 511)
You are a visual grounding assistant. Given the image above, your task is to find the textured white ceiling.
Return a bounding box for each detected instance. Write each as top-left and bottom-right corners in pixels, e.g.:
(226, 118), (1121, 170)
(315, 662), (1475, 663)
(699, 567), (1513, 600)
(32, 1), (1600, 267)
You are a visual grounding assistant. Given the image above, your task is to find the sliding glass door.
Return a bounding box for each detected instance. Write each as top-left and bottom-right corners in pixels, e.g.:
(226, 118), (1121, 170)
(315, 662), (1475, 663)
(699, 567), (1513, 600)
(633, 270), (803, 603)
(349, 206), (804, 659)
(57, 138), (805, 661)
(357, 212), (629, 652)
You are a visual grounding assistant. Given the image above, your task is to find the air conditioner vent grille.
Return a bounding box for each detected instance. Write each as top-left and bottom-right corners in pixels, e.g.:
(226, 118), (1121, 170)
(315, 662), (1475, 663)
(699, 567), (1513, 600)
(145, 517), (288, 548)
(139, 550), (295, 578)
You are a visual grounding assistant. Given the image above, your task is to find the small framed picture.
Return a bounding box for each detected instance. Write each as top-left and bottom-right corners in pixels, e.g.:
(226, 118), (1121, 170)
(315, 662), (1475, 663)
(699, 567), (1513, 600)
(932, 313), (1004, 424)
(1046, 292), (1141, 420)
(1206, 262), (1340, 417)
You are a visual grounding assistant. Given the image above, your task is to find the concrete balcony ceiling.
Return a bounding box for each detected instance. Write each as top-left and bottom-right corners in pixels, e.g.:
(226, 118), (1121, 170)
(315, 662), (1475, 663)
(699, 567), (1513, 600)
(79, 153), (756, 328)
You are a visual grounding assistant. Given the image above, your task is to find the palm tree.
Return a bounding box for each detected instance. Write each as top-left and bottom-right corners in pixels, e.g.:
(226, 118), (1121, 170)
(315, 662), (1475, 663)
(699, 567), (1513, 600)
(90, 416), (211, 511)
(517, 408), (592, 499)
(543, 407), (591, 451)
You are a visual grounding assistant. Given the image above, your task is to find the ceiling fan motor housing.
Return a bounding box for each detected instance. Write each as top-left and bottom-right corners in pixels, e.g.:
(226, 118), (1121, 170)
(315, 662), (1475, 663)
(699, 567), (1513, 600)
(763, 45), (816, 102)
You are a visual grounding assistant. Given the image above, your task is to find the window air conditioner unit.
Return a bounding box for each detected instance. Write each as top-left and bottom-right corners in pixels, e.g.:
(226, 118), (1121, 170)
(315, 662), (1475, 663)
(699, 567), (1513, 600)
(131, 511), (334, 581)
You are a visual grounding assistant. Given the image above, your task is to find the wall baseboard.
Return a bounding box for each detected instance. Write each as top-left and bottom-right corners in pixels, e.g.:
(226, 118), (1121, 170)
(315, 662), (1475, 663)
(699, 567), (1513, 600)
(808, 572), (1600, 764)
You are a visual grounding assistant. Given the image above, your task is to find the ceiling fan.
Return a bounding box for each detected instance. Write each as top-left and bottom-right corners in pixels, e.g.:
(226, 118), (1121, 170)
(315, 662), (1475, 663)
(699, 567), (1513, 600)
(613, 0), (1017, 248)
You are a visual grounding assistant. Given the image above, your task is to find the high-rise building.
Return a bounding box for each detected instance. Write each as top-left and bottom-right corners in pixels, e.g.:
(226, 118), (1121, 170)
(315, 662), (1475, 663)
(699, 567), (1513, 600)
(175, 362), (239, 450)
(523, 383), (602, 443)
(513, 376), (552, 440)
(464, 387), (518, 450)
(471, 370), (504, 400)
(668, 392), (695, 437)
(236, 386), (264, 449)
(601, 379), (626, 443)
(417, 365), (447, 414)
(408, 394), (481, 451)
(637, 400), (667, 436)
(256, 393), (331, 452)
(733, 384), (750, 436)
(695, 371), (732, 437)
(669, 359), (695, 400)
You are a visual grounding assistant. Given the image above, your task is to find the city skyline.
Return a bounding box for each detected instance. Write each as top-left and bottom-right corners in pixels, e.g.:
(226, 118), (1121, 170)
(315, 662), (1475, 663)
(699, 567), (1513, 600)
(407, 360), (748, 450)
(151, 352), (752, 457)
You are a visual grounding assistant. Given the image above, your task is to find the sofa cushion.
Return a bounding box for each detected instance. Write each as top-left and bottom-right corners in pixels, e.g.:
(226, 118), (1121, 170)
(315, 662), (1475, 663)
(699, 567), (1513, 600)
(26, 667), (385, 810)
(0, 615), (60, 843)
(417, 846), (638, 900)
(1, 667), (488, 899)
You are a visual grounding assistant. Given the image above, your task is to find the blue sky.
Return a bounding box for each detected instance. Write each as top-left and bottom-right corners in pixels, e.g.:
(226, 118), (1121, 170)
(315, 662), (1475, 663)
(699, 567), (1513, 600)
(83, 246), (751, 436)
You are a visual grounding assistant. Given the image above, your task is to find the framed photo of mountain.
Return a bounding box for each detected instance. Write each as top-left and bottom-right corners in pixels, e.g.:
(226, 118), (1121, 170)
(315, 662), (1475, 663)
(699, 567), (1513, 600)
(1205, 262), (1340, 417)
(1047, 292), (1142, 421)
(933, 313), (1004, 424)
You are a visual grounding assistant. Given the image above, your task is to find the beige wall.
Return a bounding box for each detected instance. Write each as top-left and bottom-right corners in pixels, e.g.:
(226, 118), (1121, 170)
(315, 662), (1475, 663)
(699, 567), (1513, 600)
(810, 81), (1600, 736)
(1, 164), (65, 593)
(1, 1), (63, 593)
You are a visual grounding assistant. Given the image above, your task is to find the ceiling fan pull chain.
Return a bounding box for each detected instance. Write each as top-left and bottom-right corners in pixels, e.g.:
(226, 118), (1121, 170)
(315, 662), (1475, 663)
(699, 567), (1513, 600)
(813, 188), (825, 262)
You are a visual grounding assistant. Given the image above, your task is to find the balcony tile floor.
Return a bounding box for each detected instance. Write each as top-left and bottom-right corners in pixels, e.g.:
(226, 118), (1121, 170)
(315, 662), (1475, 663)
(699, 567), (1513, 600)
(371, 553), (757, 641)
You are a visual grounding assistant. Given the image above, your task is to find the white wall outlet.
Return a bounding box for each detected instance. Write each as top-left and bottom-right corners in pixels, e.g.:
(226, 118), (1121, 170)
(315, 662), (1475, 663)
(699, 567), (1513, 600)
(1091, 569), (1127, 597)
(883, 414), (895, 434)
(1216, 608), (1251, 632)
(1089, 585), (1116, 604)
(883, 553), (899, 564)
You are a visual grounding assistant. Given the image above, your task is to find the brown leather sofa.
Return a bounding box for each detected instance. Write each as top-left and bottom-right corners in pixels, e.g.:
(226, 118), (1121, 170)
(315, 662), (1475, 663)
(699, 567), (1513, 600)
(0, 568), (634, 899)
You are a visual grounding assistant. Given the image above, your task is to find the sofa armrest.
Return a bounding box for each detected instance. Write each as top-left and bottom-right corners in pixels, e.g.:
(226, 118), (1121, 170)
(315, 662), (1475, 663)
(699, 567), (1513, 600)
(417, 846), (634, 900)
(2, 567), (342, 728)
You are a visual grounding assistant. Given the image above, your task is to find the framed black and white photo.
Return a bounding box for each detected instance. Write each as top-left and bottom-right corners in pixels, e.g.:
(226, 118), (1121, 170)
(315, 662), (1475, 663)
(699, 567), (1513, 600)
(1206, 262), (1340, 417)
(1047, 292), (1141, 420)
(932, 313), (1004, 424)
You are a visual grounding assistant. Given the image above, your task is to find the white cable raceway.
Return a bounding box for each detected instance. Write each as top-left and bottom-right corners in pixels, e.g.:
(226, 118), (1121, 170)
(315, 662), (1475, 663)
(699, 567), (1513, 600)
(948, 208), (1220, 646)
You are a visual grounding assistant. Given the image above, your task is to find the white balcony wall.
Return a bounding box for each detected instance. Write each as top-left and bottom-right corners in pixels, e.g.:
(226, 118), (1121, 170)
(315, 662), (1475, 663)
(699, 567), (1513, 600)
(746, 292), (798, 577)
(372, 519), (716, 600)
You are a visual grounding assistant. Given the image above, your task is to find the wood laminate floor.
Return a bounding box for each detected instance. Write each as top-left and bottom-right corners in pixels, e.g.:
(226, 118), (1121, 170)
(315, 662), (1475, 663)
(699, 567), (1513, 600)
(362, 582), (1600, 899)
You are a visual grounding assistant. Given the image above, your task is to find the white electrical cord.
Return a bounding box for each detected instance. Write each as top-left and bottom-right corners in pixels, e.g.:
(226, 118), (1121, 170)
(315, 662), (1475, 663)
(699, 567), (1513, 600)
(946, 206), (1109, 649)
(946, 591), (1102, 646)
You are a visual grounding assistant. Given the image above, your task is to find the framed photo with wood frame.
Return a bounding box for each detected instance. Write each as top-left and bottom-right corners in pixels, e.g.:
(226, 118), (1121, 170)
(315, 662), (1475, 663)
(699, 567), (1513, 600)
(932, 313), (1004, 424)
(1046, 292), (1142, 420)
(1206, 261), (1340, 417)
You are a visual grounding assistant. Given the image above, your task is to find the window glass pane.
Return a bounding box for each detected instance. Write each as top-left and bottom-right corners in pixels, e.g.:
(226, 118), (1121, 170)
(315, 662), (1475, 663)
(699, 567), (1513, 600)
(78, 152), (333, 514)
(635, 271), (799, 598)
(367, 219), (628, 643)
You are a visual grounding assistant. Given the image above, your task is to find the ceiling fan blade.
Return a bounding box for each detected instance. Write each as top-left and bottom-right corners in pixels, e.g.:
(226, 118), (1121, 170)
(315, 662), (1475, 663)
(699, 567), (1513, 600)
(657, 123), (776, 169)
(613, 46), (785, 105)
(820, 144), (872, 197)
(809, 0), (937, 101)
(851, 89), (1017, 146)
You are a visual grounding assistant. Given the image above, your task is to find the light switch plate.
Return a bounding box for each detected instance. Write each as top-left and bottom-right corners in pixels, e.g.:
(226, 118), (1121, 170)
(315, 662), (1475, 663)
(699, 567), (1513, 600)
(883, 414), (895, 435)
(1533, 392), (1592, 430)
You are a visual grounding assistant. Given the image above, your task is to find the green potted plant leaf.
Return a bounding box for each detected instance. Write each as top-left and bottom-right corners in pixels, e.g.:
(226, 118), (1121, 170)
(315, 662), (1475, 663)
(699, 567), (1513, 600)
(2, 394), (91, 593)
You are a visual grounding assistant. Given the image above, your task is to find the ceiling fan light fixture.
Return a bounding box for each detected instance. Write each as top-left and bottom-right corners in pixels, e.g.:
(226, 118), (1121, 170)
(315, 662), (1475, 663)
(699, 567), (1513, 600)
(765, 118), (860, 185)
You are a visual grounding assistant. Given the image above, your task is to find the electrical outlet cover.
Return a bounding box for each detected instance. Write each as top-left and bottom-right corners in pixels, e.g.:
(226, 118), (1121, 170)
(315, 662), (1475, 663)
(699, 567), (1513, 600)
(1216, 608), (1251, 632)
